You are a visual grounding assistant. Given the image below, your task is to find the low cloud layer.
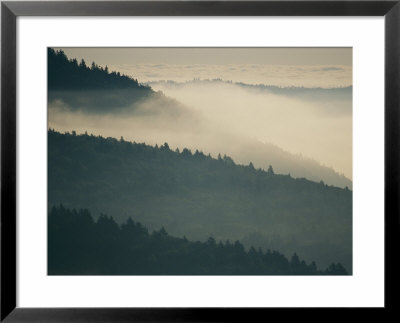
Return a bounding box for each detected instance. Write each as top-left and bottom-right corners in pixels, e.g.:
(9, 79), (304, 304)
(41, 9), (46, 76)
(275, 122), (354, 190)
(108, 64), (352, 88)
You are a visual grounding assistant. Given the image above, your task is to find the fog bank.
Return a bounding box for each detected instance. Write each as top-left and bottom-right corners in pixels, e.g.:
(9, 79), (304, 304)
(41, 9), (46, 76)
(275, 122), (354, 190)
(150, 80), (352, 180)
(49, 81), (352, 187)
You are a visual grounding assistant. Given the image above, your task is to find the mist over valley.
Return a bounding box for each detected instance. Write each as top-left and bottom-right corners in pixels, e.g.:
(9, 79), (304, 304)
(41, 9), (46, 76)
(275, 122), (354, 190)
(49, 77), (352, 187)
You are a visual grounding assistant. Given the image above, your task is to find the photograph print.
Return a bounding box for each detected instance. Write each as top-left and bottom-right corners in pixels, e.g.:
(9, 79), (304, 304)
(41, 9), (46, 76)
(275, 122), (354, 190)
(48, 47), (352, 275)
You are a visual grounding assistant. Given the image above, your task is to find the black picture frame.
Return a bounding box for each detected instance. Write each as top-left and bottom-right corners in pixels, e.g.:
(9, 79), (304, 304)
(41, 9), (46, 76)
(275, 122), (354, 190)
(1, 0), (399, 321)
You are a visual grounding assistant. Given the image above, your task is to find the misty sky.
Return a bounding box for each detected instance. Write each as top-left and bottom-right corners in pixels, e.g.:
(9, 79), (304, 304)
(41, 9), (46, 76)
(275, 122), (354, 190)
(57, 47), (352, 87)
(51, 48), (352, 180)
(56, 47), (352, 66)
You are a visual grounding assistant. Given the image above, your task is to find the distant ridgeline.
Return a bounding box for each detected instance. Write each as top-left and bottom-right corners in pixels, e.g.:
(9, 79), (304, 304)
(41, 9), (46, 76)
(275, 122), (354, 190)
(149, 79), (352, 102)
(48, 205), (347, 275)
(48, 48), (154, 112)
(48, 130), (353, 273)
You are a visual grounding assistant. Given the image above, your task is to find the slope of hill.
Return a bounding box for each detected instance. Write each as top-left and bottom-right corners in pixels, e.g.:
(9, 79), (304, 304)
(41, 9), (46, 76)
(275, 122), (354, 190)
(48, 130), (352, 272)
(48, 48), (156, 114)
(48, 205), (348, 275)
(49, 48), (151, 91)
(191, 136), (353, 190)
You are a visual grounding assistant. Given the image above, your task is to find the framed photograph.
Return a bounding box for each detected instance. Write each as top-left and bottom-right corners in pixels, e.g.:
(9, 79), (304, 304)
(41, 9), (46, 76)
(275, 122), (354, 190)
(1, 0), (399, 321)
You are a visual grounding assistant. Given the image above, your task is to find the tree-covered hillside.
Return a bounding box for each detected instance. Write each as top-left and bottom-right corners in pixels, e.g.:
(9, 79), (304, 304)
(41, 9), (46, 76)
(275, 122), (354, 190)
(48, 48), (160, 114)
(48, 48), (151, 91)
(48, 205), (347, 275)
(48, 130), (352, 272)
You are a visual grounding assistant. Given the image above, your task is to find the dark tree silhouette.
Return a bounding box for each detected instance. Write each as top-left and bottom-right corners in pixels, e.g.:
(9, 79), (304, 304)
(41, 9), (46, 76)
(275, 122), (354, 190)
(48, 205), (348, 275)
(48, 48), (150, 91)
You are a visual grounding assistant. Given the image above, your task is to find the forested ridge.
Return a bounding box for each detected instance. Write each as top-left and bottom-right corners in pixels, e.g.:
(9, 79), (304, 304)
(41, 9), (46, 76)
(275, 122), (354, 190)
(48, 130), (352, 272)
(48, 48), (151, 91)
(48, 205), (347, 275)
(48, 48), (162, 114)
